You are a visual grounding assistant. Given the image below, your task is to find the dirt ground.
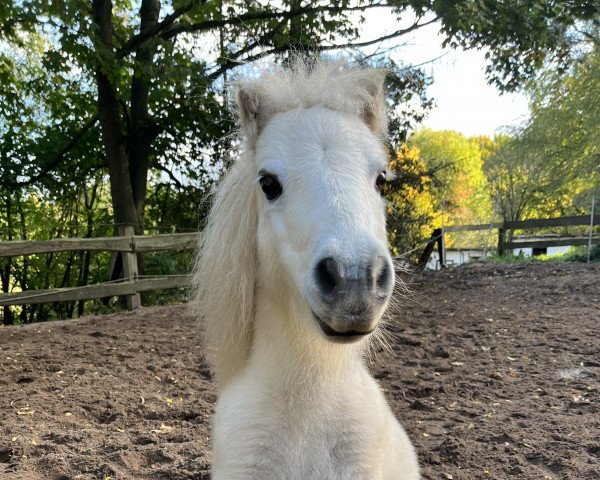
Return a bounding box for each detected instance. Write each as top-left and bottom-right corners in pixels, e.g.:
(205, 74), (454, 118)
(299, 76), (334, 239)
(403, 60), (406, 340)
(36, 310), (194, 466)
(1, 262), (599, 480)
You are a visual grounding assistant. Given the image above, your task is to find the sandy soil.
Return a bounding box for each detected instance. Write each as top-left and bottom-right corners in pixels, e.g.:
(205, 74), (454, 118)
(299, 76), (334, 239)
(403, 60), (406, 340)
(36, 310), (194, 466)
(1, 262), (599, 480)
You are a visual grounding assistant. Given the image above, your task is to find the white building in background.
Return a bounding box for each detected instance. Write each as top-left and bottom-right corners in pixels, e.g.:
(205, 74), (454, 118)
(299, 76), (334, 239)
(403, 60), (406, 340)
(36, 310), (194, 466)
(424, 245), (575, 270)
(510, 246), (572, 257)
(425, 249), (491, 270)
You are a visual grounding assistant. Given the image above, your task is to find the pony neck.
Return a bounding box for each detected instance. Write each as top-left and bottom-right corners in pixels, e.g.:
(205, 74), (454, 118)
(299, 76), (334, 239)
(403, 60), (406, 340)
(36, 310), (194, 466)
(249, 287), (366, 386)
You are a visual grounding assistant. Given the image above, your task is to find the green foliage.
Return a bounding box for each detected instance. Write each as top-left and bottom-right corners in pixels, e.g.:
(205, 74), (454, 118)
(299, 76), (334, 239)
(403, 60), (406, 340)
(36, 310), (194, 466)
(559, 245), (600, 263)
(431, 0), (599, 90)
(385, 144), (439, 257)
(484, 245), (600, 264)
(0, 182), (114, 323)
(1, 0), (596, 194)
(142, 250), (193, 306)
(407, 129), (493, 249)
(484, 42), (600, 223)
(0, 178), (201, 323)
(385, 131), (497, 257)
(379, 58), (434, 147)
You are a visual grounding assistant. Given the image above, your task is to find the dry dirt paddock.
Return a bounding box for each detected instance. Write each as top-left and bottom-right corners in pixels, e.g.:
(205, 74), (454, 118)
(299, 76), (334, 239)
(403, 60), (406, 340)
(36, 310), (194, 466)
(1, 262), (599, 480)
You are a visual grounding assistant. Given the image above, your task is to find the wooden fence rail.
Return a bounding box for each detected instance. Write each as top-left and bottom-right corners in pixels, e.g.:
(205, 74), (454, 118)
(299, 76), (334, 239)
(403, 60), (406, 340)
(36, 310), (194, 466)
(445, 214), (599, 255)
(0, 227), (197, 310)
(0, 276), (192, 307)
(445, 214), (600, 233)
(0, 232), (197, 258)
(1, 213), (598, 310)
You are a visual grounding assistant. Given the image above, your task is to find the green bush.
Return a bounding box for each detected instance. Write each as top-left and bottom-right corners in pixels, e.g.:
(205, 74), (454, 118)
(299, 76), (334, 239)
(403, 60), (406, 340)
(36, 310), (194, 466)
(559, 244), (600, 262)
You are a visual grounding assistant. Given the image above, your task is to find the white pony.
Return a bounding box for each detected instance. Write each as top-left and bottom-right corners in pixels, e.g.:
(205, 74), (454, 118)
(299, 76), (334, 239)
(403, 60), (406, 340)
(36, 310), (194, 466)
(191, 59), (420, 480)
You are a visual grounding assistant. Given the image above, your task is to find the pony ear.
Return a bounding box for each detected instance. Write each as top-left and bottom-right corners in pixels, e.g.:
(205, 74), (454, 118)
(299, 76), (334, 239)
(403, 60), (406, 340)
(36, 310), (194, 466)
(236, 84), (264, 142)
(359, 71), (388, 137)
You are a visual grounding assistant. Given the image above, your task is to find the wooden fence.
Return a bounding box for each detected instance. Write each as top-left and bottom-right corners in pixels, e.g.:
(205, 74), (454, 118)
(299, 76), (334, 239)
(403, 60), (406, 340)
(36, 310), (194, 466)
(0, 227), (197, 310)
(445, 214), (600, 255)
(1, 214), (598, 311)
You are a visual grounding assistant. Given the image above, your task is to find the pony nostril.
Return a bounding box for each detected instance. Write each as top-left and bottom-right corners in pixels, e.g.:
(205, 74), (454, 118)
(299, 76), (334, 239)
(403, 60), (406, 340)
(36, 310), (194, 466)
(376, 261), (392, 294)
(366, 264), (374, 285)
(315, 257), (342, 296)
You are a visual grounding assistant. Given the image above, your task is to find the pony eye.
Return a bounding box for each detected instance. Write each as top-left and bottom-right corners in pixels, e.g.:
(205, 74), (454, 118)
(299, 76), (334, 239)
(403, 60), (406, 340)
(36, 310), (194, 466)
(259, 173), (283, 201)
(375, 171), (387, 194)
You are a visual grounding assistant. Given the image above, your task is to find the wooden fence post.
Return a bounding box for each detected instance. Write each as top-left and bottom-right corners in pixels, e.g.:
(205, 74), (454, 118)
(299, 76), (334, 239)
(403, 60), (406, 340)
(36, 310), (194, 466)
(119, 225), (141, 310)
(438, 227), (447, 268)
(417, 228), (441, 270)
(497, 227), (506, 256)
(588, 195), (596, 263)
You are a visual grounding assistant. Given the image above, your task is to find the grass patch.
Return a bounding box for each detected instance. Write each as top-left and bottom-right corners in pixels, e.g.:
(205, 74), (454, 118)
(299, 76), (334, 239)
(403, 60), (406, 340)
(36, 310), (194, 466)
(481, 245), (600, 264)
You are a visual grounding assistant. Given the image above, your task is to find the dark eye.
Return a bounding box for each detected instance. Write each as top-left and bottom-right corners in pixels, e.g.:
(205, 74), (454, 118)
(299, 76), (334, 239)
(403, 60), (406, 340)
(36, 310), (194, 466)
(259, 173), (283, 201)
(375, 171), (387, 194)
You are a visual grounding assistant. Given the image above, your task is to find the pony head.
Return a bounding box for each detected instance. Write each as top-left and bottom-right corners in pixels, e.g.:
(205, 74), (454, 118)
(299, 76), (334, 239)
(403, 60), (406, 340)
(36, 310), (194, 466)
(192, 59), (394, 386)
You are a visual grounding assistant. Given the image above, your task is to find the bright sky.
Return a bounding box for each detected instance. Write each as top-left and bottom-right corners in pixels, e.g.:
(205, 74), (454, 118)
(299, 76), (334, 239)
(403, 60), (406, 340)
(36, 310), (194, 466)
(357, 9), (531, 137)
(414, 47), (531, 137)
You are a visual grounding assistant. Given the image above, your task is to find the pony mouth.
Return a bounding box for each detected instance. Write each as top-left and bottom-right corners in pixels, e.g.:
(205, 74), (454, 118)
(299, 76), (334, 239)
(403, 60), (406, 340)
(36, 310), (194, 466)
(312, 312), (376, 339)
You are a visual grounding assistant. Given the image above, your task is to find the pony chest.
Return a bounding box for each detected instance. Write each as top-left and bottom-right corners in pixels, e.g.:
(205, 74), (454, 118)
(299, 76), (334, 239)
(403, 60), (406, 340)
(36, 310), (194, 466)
(213, 380), (385, 478)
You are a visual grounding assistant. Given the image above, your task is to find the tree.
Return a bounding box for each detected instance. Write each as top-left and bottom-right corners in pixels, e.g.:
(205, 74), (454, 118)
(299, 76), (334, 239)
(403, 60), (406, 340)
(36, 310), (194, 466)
(1, 0), (597, 237)
(384, 144), (439, 257)
(408, 129), (492, 227)
(484, 135), (551, 223)
(485, 40), (600, 223)
(526, 38), (600, 211)
(434, 0), (599, 90)
(0, 0), (436, 236)
(385, 131), (499, 255)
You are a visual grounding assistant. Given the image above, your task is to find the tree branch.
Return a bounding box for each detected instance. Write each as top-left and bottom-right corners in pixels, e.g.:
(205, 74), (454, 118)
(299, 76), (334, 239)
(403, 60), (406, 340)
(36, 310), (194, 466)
(116, 0), (200, 58)
(117, 2), (392, 58)
(225, 16), (288, 62)
(206, 16), (440, 82)
(5, 115), (99, 188)
(152, 162), (184, 189)
(164, 4), (392, 41)
(317, 17), (440, 52)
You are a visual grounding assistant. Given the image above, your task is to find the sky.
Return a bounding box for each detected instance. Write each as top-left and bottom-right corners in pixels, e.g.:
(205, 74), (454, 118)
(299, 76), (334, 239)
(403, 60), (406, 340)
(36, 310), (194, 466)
(357, 8), (531, 137)
(417, 48), (531, 137)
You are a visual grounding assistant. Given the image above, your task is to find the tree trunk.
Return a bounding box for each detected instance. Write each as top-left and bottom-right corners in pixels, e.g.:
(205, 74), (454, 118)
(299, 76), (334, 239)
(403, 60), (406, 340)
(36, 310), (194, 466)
(55, 251), (75, 318)
(92, 0), (141, 233)
(15, 197), (28, 323)
(93, 0), (161, 301)
(1, 197), (14, 325)
(129, 0), (161, 233)
(77, 182), (98, 317)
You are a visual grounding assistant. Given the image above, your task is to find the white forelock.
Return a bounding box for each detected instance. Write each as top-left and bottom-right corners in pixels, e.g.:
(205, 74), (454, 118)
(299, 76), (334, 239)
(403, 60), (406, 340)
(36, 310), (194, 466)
(235, 57), (388, 140)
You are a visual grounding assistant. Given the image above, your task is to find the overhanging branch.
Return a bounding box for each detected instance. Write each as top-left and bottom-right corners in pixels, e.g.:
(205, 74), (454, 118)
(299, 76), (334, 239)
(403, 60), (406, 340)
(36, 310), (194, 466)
(4, 114), (99, 188)
(206, 16), (440, 82)
(152, 162), (184, 189)
(117, 2), (392, 58)
(317, 17), (440, 52)
(116, 0), (199, 58)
